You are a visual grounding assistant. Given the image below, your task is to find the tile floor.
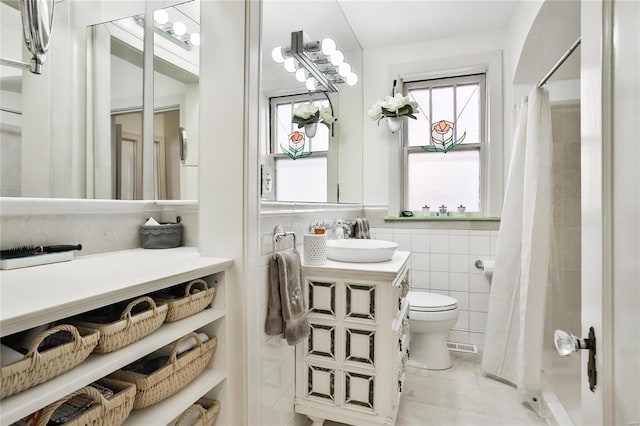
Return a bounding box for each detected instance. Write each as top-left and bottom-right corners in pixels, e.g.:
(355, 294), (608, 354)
(326, 352), (546, 426)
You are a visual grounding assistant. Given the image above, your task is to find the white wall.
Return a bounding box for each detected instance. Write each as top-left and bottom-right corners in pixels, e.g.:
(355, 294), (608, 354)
(361, 31), (508, 211)
(0, 198), (198, 254)
(198, 0), (249, 424)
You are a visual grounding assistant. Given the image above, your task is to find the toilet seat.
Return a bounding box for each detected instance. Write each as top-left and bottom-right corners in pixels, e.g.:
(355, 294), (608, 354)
(408, 291), (457, 312)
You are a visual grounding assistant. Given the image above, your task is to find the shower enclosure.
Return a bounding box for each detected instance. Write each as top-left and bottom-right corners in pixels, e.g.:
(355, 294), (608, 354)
(542, 102), (582, 424)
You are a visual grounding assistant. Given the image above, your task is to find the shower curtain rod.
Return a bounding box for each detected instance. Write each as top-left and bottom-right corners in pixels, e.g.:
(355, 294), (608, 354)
(538, 38), (581, 87)
(1, 107), (22, 115)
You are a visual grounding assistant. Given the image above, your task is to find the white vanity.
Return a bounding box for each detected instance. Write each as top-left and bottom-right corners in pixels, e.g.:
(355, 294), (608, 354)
(296, 251), (410, 426)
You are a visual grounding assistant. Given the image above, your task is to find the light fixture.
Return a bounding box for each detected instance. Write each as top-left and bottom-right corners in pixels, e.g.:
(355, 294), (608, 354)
(189, 32), (200, 46)
(154, 9), (169, 25)
(305, 78), (317, 91)
(272, 46), (285, 63)
(346, 72), (358, 86)
(272, 31), (358, 92)
(295, 68), (307, 83)
(134, 12), (199, 51)
(329, 50), (344, 66)
(284, 57), (297, 73)
(338, 62), (351, 77)
(321, 38), (336, 55)
(172, 21), (187, 36)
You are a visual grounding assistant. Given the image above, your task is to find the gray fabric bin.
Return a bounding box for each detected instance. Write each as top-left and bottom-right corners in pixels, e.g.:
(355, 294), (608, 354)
(140, 217), (183, 249)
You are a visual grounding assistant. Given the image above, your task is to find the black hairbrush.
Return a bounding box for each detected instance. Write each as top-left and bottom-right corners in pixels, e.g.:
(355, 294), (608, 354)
(0, 244), (82, 259)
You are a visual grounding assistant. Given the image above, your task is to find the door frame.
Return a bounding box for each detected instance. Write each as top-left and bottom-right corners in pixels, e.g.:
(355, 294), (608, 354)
(580, 0), (613, 424)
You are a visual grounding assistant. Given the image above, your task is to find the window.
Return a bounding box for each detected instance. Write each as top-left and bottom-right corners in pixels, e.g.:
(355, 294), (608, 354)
(403, 74), (486, 212)
(269, 94), (330, 202)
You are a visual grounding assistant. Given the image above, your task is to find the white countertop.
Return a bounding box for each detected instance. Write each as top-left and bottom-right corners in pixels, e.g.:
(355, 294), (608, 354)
(0, 247), (233, 336)
(302, 250), (410, 281)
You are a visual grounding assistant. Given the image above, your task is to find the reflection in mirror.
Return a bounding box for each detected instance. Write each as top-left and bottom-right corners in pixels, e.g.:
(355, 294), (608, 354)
(87, 1), (199, 200)
(261, 1), (363, 204)
(1, 1), (25, 197)
(153, 1), (199, 200)
(87, 14), (144, 199)
(270, 92), (336, 202)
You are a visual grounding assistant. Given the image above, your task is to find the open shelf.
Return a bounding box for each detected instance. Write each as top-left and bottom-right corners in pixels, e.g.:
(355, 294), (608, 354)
(0, 309), (225, 426)
(0, 247), (232, 337)
(125, 369), (226, 425)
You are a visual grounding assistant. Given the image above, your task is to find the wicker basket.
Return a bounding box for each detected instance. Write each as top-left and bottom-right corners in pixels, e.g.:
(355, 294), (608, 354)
(109, 333), (216, 409)
(71, 296), (168, 353)
(153, 279), (216, 322)
(0, 325), (100, 399)
(175, 398), (221, 426)
(35, 378), (136, 426)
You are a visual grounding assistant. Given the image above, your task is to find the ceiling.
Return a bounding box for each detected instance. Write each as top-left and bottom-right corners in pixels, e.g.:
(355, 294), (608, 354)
(337, 0), (519, 50)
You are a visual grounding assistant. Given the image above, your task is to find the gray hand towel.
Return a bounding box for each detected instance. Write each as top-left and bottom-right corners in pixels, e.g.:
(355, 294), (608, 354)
(354, 218), (371, 239)
(265, 256), (284, 336)
(265, 251), (310, 346)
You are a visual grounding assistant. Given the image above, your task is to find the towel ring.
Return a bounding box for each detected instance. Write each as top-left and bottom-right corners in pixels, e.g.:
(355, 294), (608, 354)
(272, 227), (296, 260)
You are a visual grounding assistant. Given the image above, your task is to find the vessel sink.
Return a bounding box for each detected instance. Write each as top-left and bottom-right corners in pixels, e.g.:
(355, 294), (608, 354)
(326, 239), (398, 263)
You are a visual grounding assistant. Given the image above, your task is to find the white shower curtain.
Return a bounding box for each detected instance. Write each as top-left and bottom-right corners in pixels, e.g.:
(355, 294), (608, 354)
(482, 87), (553, 412)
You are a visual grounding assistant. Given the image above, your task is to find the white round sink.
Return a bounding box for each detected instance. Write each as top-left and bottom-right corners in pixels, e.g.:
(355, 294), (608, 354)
(326, 239), (398, 263)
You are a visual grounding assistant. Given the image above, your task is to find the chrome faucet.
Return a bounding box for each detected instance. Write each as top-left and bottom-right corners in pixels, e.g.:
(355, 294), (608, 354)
(312, 220), (351, 239)
(334, 222), (352, 238)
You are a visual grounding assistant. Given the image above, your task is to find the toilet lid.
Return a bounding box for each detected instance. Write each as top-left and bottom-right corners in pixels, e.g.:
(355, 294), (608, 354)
(408, 291), (457, 312)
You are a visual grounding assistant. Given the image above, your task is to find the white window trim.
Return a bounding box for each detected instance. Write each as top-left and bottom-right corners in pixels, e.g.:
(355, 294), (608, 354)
(388, 50), (503, 217)
(268, 94), (332, 202)
(403, 74), (486, 213)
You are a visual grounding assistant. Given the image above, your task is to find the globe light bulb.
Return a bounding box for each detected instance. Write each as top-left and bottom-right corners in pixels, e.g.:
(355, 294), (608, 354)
(172, 21), (187, 36)
(338, 62), (351, 77)
(305, 78), (316, 91)
(189, 32), (200, 46)
(321, 38), (336, 55)
(271, 46), (285, 63)
(284, 57), (297, 73)
(295, 68), (306, 83)
(346, 72), (358, 86)
(153, 9), (169, 25)
(330, 50), (344, 66)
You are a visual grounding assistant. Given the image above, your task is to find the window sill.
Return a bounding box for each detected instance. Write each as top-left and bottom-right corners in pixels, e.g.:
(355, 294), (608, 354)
(384, 216), (500, 222)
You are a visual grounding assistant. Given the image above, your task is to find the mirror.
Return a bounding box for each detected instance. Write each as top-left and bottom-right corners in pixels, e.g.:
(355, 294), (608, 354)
(260, 0), (363, 204)
(0, 0), (198, 199)
(88, 1), (199, 200)
(20, 0), (54, 74)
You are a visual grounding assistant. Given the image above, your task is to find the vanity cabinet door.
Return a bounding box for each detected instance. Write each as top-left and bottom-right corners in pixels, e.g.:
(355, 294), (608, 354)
(344, 282), (376, 323)
(308, 322), (337, 361)
(344, 326), (376, 367)
(341, 368), (376, 413)
(305, 363), (337, 404)
(307, 279), (337, 319)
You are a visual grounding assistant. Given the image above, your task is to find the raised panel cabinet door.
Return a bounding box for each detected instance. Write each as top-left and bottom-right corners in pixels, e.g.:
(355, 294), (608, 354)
(308, 322), (336, 361)
(344, 327), (376, 367)
(343, 369), (376, 412)
(307, 280), (337, 318)
(345, 283), (376, 322)
(306, 364), (337, 404)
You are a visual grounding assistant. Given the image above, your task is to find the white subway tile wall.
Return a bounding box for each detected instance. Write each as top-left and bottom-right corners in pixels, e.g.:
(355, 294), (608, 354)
(0, 199), (199, 255)
(258, 208), (362, 426)
(371, 227), (495, 348)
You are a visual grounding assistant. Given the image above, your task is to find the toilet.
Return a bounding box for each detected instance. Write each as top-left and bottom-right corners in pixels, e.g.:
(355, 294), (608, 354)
(407, 290), (459, 370)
